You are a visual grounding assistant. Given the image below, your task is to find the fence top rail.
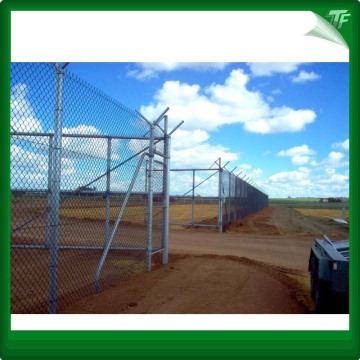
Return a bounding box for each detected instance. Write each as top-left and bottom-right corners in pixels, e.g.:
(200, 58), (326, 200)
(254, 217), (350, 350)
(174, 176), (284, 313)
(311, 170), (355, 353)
(11, 189), (164, 196)
(170, 168), (219, 172)
(11, 131), (165, 141)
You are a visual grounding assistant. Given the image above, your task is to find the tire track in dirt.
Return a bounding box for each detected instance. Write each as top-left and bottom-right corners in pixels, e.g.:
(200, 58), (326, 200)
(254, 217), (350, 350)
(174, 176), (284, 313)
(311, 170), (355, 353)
(272, 207), (348, 237)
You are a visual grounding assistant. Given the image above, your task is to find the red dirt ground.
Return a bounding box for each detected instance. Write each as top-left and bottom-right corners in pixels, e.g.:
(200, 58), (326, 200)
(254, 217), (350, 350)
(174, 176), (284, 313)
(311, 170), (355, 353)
(63, 206), (348, 314)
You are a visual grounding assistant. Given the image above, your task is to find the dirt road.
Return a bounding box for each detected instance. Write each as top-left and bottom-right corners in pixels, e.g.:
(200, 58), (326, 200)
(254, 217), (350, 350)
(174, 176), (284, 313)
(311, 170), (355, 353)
(169, 206), (348, 272)
(63, 206), (348, 314)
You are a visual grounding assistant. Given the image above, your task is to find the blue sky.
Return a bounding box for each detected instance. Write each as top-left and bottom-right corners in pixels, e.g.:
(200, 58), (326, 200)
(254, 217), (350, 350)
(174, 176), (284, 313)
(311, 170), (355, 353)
(10, 62), (349, 198)
(64, 62), (349, 198)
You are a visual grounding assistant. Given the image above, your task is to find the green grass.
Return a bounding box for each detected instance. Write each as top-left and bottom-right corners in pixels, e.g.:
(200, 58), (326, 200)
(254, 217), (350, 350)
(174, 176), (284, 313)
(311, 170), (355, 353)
(269, 197), (349, 209)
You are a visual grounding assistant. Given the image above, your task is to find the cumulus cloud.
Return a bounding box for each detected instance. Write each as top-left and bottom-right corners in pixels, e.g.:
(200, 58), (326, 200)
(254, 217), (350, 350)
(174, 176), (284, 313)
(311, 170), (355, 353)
(237, 163), (252, 172)
(11, 83), (43, 133)
(269, 167), (310, 183)
(318, 173), (348, 185)
(292, 71), (321, 84)
(171, 129), (210, 150)
(170, 171), (219, 197)
(127, 62), (229, 81)
(234, 164), (263, 180)
(263, 149), (349, 198)
(311, 151), (348, 169)
(244, 107), (316, 134)
(263, 174), (348, 198)
(249, 168), (264, 178)
(171, 142), (238, 169)
(126, 68), (158, 81)
(247, 62), (301, 77)
(11, 144), (76, 189)
(332, 139), (349, 151)
(278, 144), (316, 165)
(325, 151), (346, 166)
(128, 127), (237, 170)
(62, 125), (121, 160)
(141, 69), (316, 135)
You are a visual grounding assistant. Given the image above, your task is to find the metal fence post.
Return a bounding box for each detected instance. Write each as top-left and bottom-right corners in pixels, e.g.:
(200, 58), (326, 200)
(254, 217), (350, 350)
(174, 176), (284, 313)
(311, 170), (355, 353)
(228, 171), (231, 224)
(218, 158), (223, 233)
(144, 159), (148, 224)
(105, 137), (111, 246)
(146, 124), (154, 272)
(191, 169), (195, 224)
(45, 136), (53, 248)
(162, 115), (170, 265)
(233, 175), (237, 220)
(47, 63), (67, 314)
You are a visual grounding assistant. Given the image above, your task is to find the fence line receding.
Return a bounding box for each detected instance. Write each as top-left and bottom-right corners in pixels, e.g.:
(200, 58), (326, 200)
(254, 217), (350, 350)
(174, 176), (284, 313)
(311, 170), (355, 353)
(170, 158), (269, 231)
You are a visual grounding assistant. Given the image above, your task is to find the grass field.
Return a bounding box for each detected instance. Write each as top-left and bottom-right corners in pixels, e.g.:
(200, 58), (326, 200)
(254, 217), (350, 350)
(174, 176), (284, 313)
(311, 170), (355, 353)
(295, 208), (349, 221)
(269, 197), (349, 210)
(60, 200), (349, 225)
(60, 206), (148, 224)
(60, 203), (219, 225)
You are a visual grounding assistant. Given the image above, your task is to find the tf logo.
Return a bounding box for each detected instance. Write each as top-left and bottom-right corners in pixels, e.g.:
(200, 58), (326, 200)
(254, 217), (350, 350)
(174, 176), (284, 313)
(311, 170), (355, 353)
(326, 10), (351, 29)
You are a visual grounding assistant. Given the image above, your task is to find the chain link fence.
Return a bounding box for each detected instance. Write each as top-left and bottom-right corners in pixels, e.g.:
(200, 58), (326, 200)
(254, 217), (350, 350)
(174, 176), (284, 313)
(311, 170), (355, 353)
(170, 158), (269, 231)
(221, 168), (269, 228)
(10, 62), (173, 313)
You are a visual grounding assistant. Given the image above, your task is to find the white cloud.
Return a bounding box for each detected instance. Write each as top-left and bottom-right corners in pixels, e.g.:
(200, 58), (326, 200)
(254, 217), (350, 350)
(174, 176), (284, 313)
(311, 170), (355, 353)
(278, 144), (316, 165)
(127, 127), (237, 170)
(292, 71), (321, 84)
(271, 89), (282, 95)
(291, 156), (311, 166)
(244, 107), (316, 134)
(62, 125), (121, 160)
(127, 138), (149, 154)
(11, 83), (43, 133)
(325, 168), (336, 175)
(138, 62), (229, 72)
(11, 144), (48, 174)
(318, 173), (348, 185)
(170, 171), (219, 196)
(233, 164), (263, 180)
(141, 69), (316, 135)
(247, 62), (301, 77)
(269, 167), (310, 183)
(263, 165), (348, 198)
(325, 151), (346, 167)
(311, 151), (348, 170)
(171, 129), (210, 150)
(328, 151), (345, 162)
(126, 68), (158, 81)
(11, 143), (76, 189)
(171, 142), (238, 169)
(332, 139), (349, 151)
(262, 148), (349, 197)
(249, 168), (264, 178)
(238, 163), (252, 171)
(278, 145), (315, 157)
(127, 62), (229, 81)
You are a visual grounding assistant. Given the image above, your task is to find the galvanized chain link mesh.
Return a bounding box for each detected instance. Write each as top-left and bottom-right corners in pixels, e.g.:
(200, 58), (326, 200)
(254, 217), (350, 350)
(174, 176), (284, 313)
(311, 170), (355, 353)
(10, 62), (167, 313)
(221, 170), (268, 227)
(170, 169), (219, 227)
(170, 164), (268, 230)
